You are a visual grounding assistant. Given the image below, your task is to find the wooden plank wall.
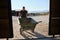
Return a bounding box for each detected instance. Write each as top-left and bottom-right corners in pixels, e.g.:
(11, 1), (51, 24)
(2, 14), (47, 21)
(49, 0), (60, 35)
(0, 0), (13, 38)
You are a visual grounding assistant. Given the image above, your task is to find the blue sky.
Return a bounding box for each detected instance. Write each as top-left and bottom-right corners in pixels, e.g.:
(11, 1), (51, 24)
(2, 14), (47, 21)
(11, 0), (49, 12)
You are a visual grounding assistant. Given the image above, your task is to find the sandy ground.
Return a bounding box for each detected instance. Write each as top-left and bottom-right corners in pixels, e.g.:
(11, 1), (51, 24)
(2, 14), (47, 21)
(11, 15), (50, 39)
(0, 15), (50, 40)
(29, 15), (49, 36)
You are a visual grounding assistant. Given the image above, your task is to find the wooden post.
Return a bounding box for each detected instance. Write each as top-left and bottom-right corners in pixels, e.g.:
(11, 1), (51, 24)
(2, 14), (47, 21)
(53, 35), (55, 38)
(7, 38), (8, 40)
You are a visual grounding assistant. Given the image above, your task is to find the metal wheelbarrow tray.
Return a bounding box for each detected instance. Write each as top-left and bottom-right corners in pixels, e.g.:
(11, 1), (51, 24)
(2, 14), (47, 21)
(19, 18), (42, 33)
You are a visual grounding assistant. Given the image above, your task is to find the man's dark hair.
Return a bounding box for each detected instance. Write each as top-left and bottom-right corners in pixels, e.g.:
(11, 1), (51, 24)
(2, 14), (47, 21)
(23, 6), (25, 8)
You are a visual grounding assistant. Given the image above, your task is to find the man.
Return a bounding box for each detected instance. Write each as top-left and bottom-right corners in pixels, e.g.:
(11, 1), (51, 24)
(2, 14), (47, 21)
(19, 6), (28, 18)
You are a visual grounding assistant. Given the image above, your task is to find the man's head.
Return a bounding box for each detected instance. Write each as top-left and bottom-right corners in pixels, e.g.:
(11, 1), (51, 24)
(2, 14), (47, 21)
(22, 6), (25, 10)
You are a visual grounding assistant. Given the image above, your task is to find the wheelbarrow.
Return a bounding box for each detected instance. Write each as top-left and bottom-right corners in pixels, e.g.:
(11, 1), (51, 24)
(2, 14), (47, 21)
(19, 18), (42, 33)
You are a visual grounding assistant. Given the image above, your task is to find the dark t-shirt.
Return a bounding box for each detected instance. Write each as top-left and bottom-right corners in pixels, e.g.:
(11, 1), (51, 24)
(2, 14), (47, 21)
(20, 10), (27, 18)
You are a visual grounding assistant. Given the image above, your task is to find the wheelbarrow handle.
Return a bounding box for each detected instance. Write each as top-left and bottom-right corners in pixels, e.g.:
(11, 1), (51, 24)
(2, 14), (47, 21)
(36, 21), (42, 24)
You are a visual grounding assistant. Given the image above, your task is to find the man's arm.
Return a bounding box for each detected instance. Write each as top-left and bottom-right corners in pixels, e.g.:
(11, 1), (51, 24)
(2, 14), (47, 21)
(26, 11), (29, 16)
(19, 11), (21, 17)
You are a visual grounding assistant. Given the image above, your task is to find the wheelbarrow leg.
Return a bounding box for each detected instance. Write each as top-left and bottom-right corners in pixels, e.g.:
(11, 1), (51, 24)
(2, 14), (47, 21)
(20, 28), (24, 34)
(32, 30), (34, 33)
(31, 25), (36, 33)
(32, 28), (35, 33)
(20, 28), (22, 34)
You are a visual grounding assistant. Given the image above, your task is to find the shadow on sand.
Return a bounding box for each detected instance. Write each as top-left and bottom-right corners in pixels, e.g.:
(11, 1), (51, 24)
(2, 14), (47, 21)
(20, 31), (59, 40)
